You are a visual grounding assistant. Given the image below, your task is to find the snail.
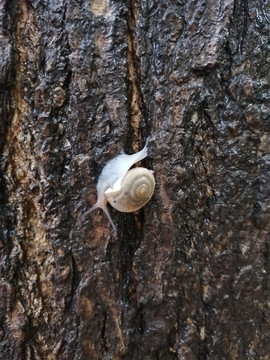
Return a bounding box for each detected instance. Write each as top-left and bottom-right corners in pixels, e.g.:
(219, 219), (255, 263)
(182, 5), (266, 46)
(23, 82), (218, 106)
(84, 138), (155, 230)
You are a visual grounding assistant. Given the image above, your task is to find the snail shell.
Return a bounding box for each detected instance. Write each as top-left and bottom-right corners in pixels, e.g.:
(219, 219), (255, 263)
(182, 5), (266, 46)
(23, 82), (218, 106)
(105, 167), (155, 212)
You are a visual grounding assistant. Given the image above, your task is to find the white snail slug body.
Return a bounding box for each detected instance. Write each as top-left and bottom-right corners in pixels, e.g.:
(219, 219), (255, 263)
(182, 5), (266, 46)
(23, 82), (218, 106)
(84, 138), (155, 230)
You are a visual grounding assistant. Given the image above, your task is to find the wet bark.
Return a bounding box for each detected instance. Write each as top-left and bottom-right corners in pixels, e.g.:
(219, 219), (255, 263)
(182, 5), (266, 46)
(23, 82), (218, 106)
(0, 0), (269, 359)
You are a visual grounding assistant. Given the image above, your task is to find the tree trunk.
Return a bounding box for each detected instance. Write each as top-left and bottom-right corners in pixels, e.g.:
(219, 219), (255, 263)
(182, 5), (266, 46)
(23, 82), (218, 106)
(0, 0), (269, 359)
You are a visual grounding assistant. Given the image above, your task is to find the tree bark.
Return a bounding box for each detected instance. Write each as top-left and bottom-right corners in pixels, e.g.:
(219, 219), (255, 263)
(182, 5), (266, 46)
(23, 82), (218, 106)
(0, 0), (269, 359)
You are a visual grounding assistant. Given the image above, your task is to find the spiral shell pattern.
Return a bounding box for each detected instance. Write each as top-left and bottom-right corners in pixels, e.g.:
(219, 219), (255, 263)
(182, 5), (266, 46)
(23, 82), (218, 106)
(106, 167), (155, 213)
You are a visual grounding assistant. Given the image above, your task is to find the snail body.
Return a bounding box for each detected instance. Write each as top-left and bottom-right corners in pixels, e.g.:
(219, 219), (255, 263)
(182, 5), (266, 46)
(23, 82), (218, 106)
(84, 138), (155, 230)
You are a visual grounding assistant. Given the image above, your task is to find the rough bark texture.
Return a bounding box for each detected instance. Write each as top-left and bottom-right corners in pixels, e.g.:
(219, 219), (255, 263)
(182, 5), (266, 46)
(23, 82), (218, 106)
(0, 0), (269, 359)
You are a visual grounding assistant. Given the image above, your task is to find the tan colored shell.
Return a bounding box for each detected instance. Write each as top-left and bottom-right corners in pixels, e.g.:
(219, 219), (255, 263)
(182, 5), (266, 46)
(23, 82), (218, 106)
(105, 167), (155, 213)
